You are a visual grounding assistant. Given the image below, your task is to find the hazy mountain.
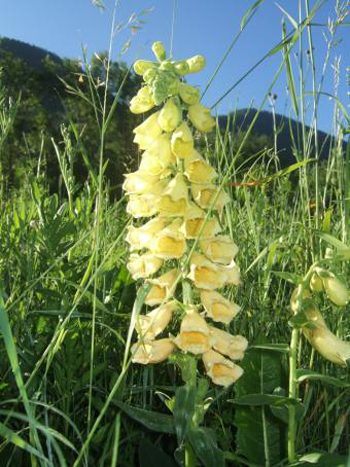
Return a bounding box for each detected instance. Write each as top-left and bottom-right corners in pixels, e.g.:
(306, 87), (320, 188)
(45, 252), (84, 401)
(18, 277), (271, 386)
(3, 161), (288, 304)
(218, 109), (342, 167)
(0, 36), (62, 69)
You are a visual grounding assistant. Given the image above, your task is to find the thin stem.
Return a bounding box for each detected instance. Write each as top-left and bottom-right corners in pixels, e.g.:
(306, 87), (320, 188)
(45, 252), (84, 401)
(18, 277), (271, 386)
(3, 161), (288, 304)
(185, 441), (197, 467)
(288, 327), (299, 463)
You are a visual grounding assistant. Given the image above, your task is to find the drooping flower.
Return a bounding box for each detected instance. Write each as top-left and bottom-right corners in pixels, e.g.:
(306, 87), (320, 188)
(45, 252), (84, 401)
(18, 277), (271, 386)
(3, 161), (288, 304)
(202, 350), (244, 387)
(184, 151), (217, 183)
(145, 268), (180, 306)
(131, 338), (176, 364)
(179, 83), (200, 105)
(158, 98), (181, 132)
(187, 252), (227, 290)
(200, 290), (240, 324)
(126, 218), (167, 251)
(191, 183), (231, 212)
(171, 121), (194, 158)
(136, 301), (177, 340)
(188, 103), (215, 132)
(210, 327), (248, 360)
(199, 235), (238, 264)
(126, 253), (163, 280)
(130, 86), (155, 114)
(322, 275), (349, 306)
(133, 111), (163, 149)
(173, 307), (212, 355)
(150, 220), (187, 259)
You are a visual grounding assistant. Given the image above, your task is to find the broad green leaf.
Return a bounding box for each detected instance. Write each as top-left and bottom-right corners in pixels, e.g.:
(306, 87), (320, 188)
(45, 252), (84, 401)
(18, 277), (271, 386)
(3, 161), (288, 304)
(113, 401), (175, 434)
(314, 231), (350, 259)
(230, 394), (298, 406)
(173, 384), (196, 445)
(233, 348), (286, 465)
(139, 439), (178, 467)
(188, 427), (225, 467)
(291, 451), (349, 466)
(296, 370), (350, 388)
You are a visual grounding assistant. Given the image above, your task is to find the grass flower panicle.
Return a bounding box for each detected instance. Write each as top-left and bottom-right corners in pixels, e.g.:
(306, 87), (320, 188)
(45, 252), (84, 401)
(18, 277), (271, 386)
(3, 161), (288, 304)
(123, 41), (248, 387)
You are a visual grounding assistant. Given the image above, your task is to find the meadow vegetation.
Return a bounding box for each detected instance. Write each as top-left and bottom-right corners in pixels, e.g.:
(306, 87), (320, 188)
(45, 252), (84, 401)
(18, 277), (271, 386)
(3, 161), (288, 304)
(0, 1), (349, 466)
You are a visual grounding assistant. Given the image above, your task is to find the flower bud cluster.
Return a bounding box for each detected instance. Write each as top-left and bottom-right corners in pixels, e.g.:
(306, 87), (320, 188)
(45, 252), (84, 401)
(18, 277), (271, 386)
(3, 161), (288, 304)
(124, 42), (247, 387)
(309, 268), (349, 307)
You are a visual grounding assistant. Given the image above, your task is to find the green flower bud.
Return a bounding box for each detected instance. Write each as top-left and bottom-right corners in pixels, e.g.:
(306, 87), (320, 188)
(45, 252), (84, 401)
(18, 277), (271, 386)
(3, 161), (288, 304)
(179, 83), (200, 105)
(143, 68), (157, 83)
(133, 60), (157, 76)
(322, 276), (349, 306)
(309, 272), (323, 293)
(186, 55), (206, 73)
(152, 41), (166, 62)
(173, 60), (190, 75)
(159, 60), (174, 72)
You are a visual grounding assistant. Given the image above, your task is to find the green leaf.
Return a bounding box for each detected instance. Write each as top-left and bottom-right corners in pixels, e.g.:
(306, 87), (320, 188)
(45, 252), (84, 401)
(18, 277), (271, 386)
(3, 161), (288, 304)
(271, 271), (302, 284)
(114, 401), (175, 434)
(288, 311), (310, 329)
(291, 451), (349, 466)
(173, 384), (196, 445)
(188, 427), (225, 467)
(139, 439), (178, 467)
(233, 348), (286, 465)
(251, 343), (290, 354)
(0, 422), (48, 462)
(230, 394), (298, 406)
(240, 0), (263, 31)
(296, 370), (350, 388)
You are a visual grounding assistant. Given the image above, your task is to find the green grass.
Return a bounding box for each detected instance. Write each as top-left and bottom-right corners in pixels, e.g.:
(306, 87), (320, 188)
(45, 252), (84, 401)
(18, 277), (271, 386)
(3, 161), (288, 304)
(0, 1), (349, 466)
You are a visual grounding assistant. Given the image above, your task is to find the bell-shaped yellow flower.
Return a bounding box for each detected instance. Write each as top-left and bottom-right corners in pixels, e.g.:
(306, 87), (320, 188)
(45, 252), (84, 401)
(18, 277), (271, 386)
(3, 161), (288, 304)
(130, 86), (155, 114)
(122, 170), (168, 195)
(221, 261), (241, 286)
(158, 98), (181, 132)
(139, 134), (175, 178)
(210, 327), (248, 360)
(199, 235), (238, 264)
(200, 290), (240, 324)
(184, 151), (217, 183)
(127, 253), (163, 280)
(145, 268), (180, 306)
(126, 218), (167, 251)
(180, 215), (222, 240)
(133, 111), (163, 150)
(179, 83), (200, 105)
(171, 122), (194, 158)
(150, 220), (187, 259)
(202, 350), (244, 387)
(186, 55), (206, 73)
(303, 307), (350, 366)
(173, 307), (212, 355)
(187, 252), (227, 290)
(191, 184), (230, 212)
(136, 301), (177, 340)
(188, 103), (215, 132)
(126, 194), (160, 218)
(131, 338), (175, 364)
(322, 275), (349, 306)
(158, 174), (190, 217)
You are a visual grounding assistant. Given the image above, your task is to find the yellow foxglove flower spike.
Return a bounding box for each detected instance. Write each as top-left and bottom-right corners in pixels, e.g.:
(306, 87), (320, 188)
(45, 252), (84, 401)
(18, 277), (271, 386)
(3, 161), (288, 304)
(124, 41), (247, 388)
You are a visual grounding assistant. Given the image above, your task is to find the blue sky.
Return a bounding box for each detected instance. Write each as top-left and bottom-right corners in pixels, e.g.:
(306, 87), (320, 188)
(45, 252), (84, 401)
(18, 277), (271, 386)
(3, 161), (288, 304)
(1, 0), (349, 133)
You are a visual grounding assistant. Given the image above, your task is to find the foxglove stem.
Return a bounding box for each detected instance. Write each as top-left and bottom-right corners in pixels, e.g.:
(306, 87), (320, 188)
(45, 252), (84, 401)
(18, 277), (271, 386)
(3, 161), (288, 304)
(288, 327), (299, 463)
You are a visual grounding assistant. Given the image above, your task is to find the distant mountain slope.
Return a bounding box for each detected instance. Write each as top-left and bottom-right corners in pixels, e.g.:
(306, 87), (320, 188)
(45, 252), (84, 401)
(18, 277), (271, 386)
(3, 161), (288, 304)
(0, 36), (62, 69)
(219, 109), (341, 167)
